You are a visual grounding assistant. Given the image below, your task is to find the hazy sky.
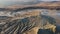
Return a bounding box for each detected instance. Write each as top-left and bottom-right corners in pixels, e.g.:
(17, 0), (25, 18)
(0, 0), (60, 4)
(0, 0), (59, 1)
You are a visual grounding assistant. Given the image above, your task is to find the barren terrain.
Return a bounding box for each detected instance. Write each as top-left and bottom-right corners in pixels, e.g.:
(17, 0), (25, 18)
(0, 1), (60, 34)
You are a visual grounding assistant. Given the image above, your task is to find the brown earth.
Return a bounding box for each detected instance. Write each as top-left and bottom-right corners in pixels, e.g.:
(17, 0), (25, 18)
(0, 1), (60, 34)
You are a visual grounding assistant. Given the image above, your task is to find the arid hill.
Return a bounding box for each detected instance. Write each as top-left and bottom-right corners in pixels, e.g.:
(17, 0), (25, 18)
(0, 1), (60, 34)
(6, 1), (60, 10)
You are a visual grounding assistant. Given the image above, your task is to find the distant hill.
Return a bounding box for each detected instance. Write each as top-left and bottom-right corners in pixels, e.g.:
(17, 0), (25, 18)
(6, 1), (60, 10)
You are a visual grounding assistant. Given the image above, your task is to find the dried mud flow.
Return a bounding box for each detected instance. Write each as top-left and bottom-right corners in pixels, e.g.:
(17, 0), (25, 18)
(0, 2), (60, 34)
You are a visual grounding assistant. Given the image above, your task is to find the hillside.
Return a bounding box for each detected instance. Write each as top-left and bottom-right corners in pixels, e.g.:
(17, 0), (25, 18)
(6, 1), (60, 10)
(0, 1), (60, 34)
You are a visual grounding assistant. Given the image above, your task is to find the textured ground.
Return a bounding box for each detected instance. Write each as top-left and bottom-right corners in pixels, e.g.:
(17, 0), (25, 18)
(0, 1), (60, 34)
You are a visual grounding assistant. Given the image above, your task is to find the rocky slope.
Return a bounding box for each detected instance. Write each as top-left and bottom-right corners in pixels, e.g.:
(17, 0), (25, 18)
(0, 1), (60, 34)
